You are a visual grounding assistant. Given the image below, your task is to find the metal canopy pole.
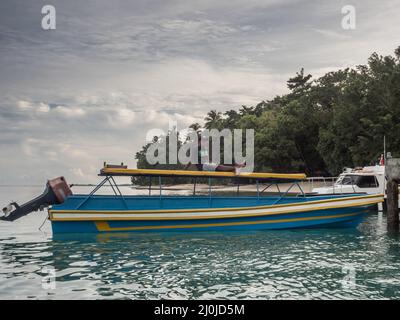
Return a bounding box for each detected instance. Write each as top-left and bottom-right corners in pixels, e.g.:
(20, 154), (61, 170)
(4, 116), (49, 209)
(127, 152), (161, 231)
(149, 176), (152, 196)
(159, 176), (162, 197)
(109, 176), (129, 209)
(107, 177), (118, 196)
(193, 177), (197, 196)
(76, 177), (109, 209)
(208, 177), (212, 207)
(110, 176), (122, 195)
(295, 182), (306, 197)
(159, 176), (163, 208)
(272, 182), (296, 205)
(261, 183), (272, 193)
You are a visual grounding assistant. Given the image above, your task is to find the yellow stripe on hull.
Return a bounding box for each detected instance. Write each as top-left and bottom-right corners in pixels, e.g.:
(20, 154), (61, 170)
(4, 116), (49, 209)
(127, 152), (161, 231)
(50, 193), (383, 214)
(49, 196), (382, 221)
(94, 212), (363, 232)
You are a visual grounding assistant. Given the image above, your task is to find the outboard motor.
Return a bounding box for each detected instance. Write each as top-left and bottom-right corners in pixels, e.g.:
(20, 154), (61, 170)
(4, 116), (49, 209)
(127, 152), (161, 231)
(1, 177), (72, 221)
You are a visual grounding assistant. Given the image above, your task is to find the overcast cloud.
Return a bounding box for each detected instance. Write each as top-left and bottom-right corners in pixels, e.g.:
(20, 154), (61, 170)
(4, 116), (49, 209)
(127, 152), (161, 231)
(0, 0), (399, 184)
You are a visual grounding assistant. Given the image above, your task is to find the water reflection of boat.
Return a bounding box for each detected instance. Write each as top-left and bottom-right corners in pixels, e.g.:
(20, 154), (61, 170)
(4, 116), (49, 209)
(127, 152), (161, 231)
(46, 164), (382, 234)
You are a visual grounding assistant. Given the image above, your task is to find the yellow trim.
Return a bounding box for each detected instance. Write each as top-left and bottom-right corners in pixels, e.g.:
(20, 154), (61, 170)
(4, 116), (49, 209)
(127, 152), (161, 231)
(94, 212), (363, 231)
(49, 193), (383, 215)
(49, 199), (381, 221)
(100, 167), (307, 180)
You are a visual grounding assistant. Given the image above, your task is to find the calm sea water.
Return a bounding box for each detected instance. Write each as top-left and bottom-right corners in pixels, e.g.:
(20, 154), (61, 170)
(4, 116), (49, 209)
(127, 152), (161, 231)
(0, 186), (400, 300)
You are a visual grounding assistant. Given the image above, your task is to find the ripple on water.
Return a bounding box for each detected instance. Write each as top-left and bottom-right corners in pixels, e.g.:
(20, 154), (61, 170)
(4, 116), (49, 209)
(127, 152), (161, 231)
(1, 213), (400, 299)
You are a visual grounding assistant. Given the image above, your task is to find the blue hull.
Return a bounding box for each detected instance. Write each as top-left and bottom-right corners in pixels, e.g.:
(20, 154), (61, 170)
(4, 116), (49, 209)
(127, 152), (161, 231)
(49, 194), (382, 234)
(51, 205), (369, 234)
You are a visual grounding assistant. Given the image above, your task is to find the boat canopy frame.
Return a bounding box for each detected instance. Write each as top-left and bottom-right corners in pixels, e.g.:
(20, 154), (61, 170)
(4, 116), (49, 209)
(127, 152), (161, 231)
(99, 167), (307, 181)
(69, 167), (309, 209)
(76, 175), (130, 210)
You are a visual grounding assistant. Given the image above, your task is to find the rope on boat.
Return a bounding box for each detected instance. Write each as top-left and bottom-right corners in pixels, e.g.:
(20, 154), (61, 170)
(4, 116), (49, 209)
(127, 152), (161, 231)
(38, 213), (48, 231)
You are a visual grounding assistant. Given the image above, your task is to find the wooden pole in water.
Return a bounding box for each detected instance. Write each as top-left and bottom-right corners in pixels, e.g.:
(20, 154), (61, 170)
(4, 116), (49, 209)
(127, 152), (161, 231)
(386, 179), (399, 232)
(385, 158), (400, 232)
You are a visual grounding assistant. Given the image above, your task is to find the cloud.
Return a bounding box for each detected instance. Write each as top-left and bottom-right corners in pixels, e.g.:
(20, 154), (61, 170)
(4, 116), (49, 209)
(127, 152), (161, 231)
(17, 100), (50, 113)
(313, 29), (352, 40)
(0, 0), (399, 184)
(108, 108), (136, 127)
(55, 106), (86, 118)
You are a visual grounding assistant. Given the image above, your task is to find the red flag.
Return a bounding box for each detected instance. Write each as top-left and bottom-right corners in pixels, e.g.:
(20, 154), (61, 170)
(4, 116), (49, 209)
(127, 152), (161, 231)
(379, 154), (385, 166)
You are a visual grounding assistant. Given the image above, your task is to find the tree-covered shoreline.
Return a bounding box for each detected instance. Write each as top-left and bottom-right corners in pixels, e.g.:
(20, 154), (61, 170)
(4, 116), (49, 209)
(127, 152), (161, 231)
(135, 47), (400, 179)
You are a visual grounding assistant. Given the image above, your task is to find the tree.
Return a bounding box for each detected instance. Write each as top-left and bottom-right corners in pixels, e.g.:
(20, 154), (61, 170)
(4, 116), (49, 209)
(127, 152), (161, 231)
(189, 122), (201, 132)
(395, 45), (400, 60)
(223, 109), (240, 130)
(287, 68), (312, 92)
(134, 46), (400, 177)
(204, 110), (223, 130)
(238, 105), (254, 116)
(134, 129), (188, 185)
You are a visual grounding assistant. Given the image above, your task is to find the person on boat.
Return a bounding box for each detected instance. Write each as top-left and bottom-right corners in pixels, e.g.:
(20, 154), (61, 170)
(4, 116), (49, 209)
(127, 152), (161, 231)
(188, 161), (246, 173)
(184, 140), (245, 173)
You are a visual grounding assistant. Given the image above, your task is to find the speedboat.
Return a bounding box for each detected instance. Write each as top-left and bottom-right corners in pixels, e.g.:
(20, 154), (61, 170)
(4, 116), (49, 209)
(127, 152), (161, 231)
(312, 165), (385, 195)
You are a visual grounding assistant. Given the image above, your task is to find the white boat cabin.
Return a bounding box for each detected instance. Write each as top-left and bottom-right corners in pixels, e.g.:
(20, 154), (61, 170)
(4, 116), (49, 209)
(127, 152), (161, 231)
(312, 165), (385, 196)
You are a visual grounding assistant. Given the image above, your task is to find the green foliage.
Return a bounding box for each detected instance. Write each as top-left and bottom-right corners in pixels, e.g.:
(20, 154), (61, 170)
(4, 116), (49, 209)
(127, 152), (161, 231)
(133, 129), (189, 185)
(317, 50), (400, 173)
(134, 47), (400, 180)
(204, 110), (223, 130)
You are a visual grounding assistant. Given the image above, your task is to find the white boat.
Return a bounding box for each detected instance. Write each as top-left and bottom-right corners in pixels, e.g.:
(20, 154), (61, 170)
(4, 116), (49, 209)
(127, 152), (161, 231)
(312, 164), (400, 209)
(312, 165), (385, 196)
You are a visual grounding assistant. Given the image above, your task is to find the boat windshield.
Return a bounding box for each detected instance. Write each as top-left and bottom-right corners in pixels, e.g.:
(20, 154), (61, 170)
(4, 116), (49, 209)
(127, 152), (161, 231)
(336, 175), (358, 185)
(335, 174), (379, 188)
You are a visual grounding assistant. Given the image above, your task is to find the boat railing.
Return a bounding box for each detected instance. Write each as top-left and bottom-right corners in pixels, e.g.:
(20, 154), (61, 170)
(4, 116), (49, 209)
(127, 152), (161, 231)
(72, 166), (311, 210)
(302, 176), (337, 192)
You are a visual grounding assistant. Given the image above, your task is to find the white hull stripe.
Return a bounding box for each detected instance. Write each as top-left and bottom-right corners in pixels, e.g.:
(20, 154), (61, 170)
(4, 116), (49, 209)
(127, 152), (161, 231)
(50, 195), (383, 221)
(50, 194), (383, 214)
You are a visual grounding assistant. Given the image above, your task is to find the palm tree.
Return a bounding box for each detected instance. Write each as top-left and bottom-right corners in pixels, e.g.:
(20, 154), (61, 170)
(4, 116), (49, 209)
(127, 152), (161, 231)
(189, 122), (201, 133)
(187, 122), (202, 141)
(223, 109), (240, 129)
(204, 110), (223, 130)
(238, 105), (254, 116)
(287, 68), (312, 91)
(254, 101), (268, 116)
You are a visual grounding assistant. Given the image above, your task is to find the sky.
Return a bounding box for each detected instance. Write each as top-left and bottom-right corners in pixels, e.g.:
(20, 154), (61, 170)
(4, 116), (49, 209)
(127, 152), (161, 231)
(0, 0), (399, 185)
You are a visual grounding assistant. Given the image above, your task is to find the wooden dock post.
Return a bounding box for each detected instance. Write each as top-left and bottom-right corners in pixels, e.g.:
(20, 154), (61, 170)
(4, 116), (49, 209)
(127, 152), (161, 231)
(385, 158), (400, 231)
